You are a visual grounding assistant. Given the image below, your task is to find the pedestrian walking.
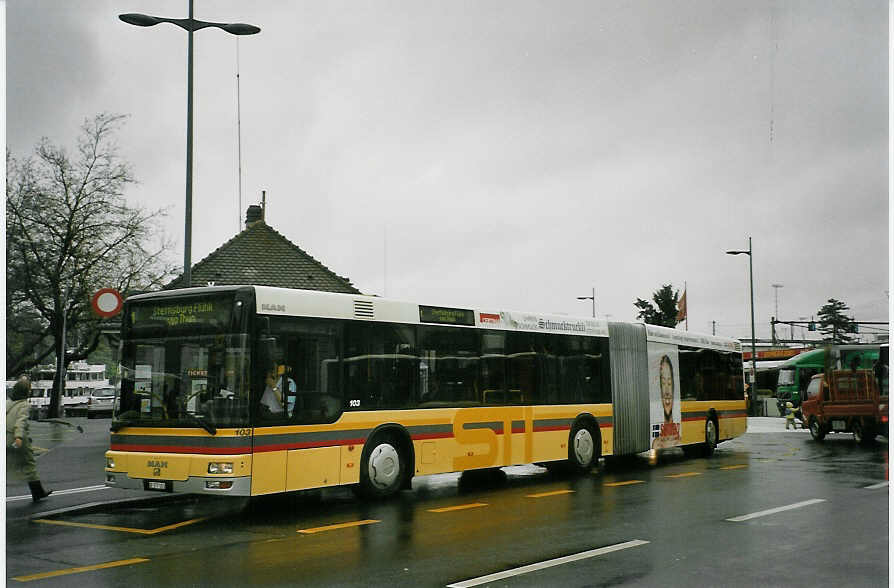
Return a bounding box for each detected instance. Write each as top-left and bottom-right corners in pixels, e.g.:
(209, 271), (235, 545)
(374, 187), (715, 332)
(784, 401), (797, 430)
(6, 375), (53, 502)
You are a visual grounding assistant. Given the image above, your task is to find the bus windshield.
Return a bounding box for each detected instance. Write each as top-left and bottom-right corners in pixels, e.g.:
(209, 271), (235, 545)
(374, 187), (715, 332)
(115, 335), (250, 429)
(114, 293), (250, 429)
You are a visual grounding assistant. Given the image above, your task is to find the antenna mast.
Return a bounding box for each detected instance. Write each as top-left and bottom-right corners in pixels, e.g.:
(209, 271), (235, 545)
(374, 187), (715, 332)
(236, 38), (243, 232)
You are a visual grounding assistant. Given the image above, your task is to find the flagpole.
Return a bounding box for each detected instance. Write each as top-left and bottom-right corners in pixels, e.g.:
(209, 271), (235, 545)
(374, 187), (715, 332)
(685, 281), (688, 331)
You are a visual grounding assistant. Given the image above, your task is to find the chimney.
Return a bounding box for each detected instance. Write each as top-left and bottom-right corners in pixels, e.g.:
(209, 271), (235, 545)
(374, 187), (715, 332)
(245, 204), (264, 228)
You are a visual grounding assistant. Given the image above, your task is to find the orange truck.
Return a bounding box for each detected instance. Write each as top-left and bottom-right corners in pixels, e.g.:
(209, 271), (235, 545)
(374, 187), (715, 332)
(801, 368), (888, 444)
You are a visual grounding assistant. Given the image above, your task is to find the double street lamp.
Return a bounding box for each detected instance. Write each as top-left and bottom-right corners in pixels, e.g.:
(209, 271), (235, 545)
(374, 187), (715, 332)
(120, 2), (260, 288)
(726, 237), (757, 414)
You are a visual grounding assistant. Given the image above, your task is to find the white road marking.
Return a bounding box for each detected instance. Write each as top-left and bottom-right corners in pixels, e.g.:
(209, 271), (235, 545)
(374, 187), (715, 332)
(726, 499), (826, 522)
(446, 539), (649, 587)
(6, 484), (109, 502)
(864, 481), (889, 490)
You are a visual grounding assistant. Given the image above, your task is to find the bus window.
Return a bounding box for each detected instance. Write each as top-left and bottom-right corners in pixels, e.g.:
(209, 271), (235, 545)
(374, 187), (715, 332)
(343, 322), (417, 410)
(480, 331), (509, 404)
(506, 331), (538, 404)
(270, 317), (341, 424)
(679, 347), (700, 401)
(419, 325), (479, 405)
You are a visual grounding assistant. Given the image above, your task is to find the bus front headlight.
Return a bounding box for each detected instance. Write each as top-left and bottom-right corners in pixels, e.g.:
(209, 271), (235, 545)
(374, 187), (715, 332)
(208, 462), (233, 474)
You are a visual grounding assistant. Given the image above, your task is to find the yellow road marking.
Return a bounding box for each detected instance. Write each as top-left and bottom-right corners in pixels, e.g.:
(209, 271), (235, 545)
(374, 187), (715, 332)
(33, 517), (206, 535)
(720, 465), (748, 470)
(427, 502), (489, 513)
(526, 490), (575, 498)
(604, 480), (644, 487)
(666, 472), (702, 479)
(298, 519), (380, 534)
(12, 558), (149, 582)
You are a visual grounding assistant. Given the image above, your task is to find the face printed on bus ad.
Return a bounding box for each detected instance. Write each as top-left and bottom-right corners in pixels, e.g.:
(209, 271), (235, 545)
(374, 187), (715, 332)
(660, 355), (674, 422)
(649, 344), (681, 449)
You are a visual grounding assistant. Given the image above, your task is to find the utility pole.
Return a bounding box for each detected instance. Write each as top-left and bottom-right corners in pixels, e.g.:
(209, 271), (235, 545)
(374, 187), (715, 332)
(771, 284), (783, 345)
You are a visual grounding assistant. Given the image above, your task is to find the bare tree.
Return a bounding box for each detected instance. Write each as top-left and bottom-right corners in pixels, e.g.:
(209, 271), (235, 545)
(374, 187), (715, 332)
(6, 113), (175, 417)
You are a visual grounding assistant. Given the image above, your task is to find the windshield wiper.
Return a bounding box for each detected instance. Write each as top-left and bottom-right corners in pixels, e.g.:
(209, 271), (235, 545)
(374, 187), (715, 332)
(183, 412), (217, 436)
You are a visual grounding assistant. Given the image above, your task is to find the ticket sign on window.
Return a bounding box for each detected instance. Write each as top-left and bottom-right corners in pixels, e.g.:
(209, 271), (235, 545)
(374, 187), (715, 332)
(419, 305), (475, 326)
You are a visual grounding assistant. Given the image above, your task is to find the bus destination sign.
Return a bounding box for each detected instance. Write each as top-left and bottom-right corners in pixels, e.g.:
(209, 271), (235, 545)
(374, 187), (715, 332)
(131, 297), (232, 330)
(419, 305), (475, 326)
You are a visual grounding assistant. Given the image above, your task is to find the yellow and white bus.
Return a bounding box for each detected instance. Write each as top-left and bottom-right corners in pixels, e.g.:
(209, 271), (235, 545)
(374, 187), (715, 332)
(105, 286), (746, 497)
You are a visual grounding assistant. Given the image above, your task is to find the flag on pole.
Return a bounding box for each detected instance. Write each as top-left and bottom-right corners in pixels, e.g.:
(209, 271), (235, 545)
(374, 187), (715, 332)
(676, 288), (687, 324)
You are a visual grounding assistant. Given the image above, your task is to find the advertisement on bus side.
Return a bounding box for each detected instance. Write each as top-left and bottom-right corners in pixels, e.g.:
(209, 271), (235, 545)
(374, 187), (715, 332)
(649, 343), (681, 449)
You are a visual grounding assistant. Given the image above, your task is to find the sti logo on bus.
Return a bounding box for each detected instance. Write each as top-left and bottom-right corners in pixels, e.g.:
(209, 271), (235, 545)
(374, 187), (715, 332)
(261, 304), (286, 312)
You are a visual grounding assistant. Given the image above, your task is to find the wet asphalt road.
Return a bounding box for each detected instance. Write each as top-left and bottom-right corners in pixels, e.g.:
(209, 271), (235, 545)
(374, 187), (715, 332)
(5, 418), (889, 587)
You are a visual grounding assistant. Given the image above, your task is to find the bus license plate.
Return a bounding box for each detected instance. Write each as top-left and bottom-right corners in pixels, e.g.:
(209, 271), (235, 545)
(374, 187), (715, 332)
(145, 480), (172, 492)
(832, 420), (846, 430)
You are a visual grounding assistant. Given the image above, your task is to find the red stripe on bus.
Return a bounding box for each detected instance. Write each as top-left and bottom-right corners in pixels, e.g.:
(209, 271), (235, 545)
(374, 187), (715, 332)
(533, 425), (571, 433)
(109, 444), (250, 454)
(252, 438), (368, 452)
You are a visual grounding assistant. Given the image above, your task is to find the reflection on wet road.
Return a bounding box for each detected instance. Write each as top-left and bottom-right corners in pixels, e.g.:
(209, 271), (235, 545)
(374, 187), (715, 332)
(6, 428), (888, 586)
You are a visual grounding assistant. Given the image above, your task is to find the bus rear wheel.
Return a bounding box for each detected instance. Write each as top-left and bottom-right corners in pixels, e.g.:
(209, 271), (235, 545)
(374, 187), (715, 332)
(358, 432), (406, 499)
(568, 420), (600, 473)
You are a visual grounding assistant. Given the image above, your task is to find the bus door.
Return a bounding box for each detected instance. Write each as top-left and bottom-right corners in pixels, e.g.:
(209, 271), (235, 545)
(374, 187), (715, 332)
(279, 320), (343, 490)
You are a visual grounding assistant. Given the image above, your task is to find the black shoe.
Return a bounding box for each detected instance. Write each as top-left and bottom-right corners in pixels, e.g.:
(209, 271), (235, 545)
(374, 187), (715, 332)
(28, 481), (52, 502)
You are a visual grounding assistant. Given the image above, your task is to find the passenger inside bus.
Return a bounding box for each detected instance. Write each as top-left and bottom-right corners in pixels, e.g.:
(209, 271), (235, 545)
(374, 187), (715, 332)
(260, 369), (284, 416)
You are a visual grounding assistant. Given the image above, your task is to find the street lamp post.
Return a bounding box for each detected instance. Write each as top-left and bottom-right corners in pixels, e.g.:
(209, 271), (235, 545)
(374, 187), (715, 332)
(120, 2), (260, 288)
(577, 287), (596, 318)
(726, 237), (757, 415)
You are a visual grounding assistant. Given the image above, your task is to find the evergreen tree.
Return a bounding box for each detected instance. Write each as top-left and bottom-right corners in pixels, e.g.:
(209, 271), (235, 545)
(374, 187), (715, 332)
(817, 298), (857, 344)
(634, 284), (680, 327)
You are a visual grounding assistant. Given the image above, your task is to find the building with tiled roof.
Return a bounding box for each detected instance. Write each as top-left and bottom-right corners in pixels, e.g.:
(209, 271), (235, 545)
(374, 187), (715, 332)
(164, 205), (361, 294)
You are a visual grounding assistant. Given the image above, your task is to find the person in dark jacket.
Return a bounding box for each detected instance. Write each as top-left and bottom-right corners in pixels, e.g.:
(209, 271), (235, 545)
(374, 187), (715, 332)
(6, 375), (53, 502)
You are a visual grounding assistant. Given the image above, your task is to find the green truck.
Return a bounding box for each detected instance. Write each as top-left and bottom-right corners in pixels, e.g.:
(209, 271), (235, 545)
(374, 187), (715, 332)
(775, 345), (881, 414)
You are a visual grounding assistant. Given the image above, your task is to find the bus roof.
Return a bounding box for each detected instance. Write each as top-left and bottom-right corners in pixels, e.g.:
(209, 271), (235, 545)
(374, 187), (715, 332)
(128, 285), (740, 349)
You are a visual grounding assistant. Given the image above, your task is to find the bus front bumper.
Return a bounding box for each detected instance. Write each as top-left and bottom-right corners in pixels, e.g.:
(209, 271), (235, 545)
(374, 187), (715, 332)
(105, 472), (252, 496)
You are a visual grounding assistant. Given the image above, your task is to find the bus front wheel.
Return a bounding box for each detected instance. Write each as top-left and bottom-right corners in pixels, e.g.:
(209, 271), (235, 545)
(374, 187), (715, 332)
(358, 432), (406, 499)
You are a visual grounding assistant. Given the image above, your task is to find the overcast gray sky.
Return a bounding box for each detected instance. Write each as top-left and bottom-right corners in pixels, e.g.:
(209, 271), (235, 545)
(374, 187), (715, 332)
(6, 1), (889, 342)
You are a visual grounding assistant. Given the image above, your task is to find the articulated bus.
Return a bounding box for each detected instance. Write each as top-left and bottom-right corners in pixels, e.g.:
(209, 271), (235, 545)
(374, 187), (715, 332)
(105, 286), (746, 498)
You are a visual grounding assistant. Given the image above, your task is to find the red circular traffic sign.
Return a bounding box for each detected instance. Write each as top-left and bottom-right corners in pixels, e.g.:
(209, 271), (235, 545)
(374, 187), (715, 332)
(91, 288), (123, 318)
